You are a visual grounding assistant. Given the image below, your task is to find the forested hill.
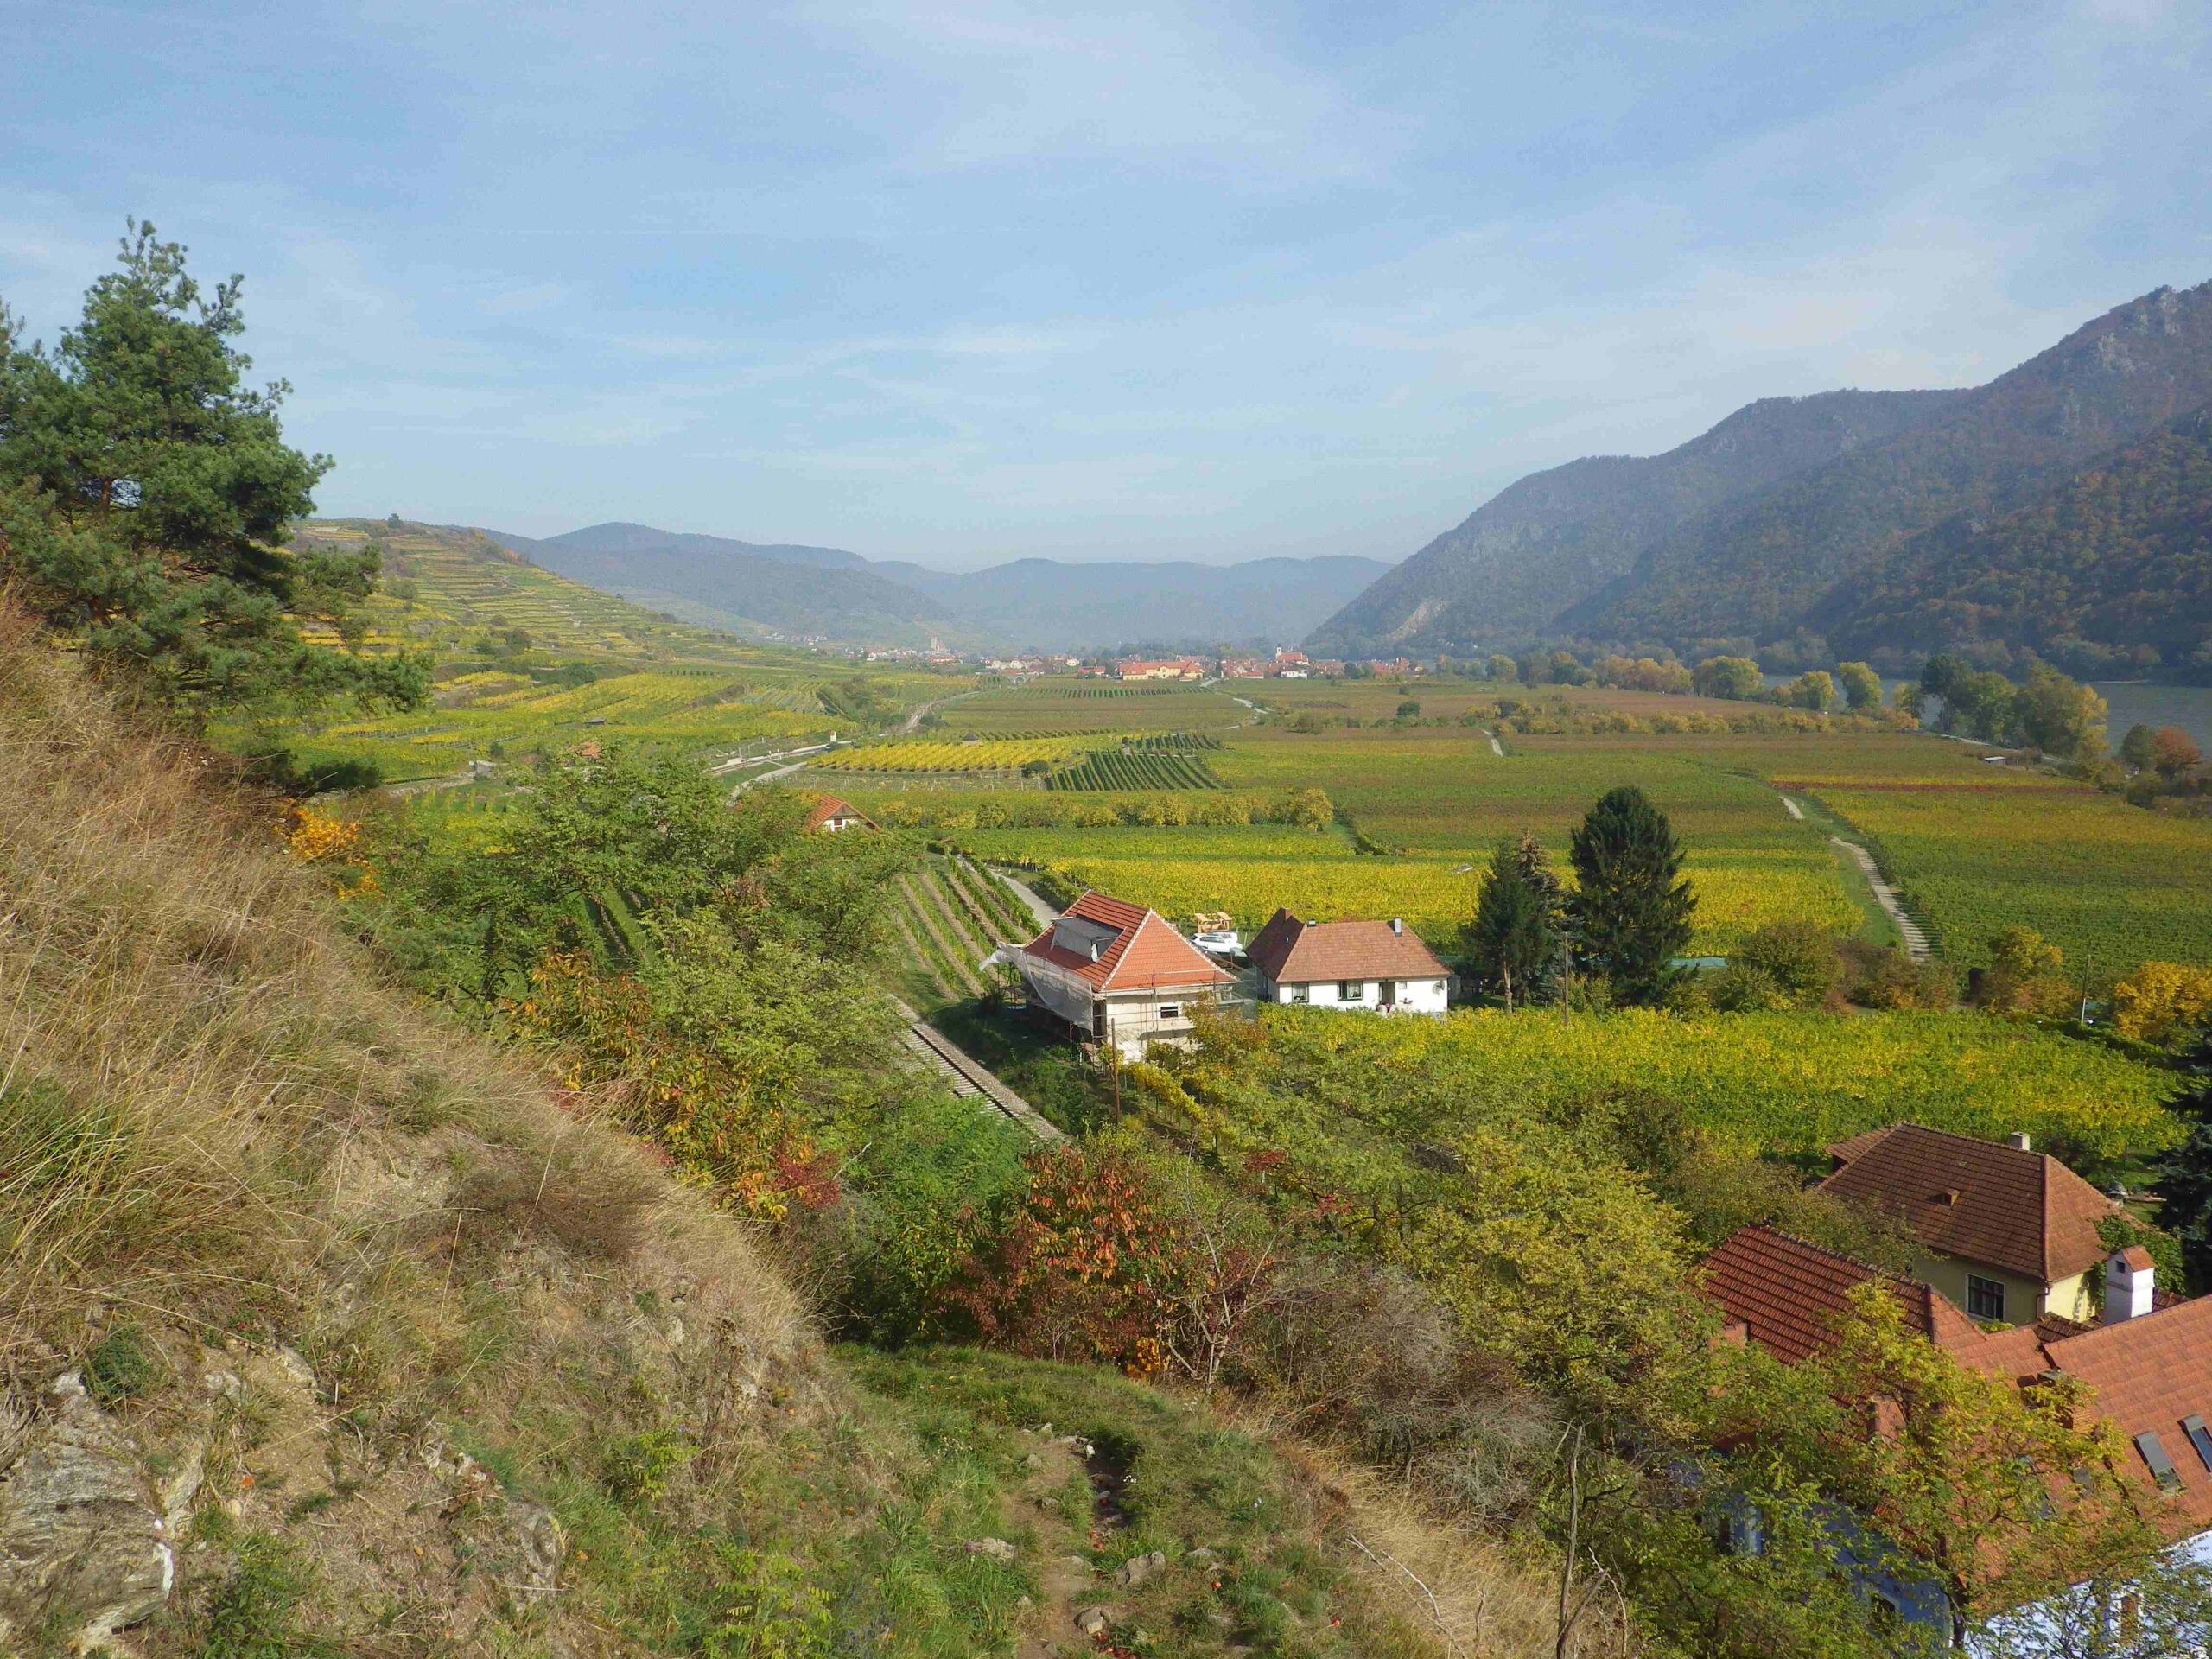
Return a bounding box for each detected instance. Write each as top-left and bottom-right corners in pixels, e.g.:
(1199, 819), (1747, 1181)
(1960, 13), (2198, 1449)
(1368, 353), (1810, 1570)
(1818, 404), (2212, 671)
(1312, 279), (2212, 666)
(1572, 281), (2212, 649)
(483, 521), (1388, 652)
(1305, 388), (1967, 652)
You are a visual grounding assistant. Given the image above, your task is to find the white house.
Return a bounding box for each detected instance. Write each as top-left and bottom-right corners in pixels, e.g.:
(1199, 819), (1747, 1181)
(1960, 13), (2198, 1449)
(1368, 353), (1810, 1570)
(1247, 908), (1451, 1015)
(1013, 890), (1236, 1059)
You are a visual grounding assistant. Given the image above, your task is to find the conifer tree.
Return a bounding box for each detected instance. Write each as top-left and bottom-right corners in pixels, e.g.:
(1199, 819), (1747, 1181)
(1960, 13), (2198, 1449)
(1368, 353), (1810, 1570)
(2152, 1035), (2212, 1291)
(1568, 785), (1694, 1006)
(1465, 831), (1563, 1010)
(0, 220), (427, 718)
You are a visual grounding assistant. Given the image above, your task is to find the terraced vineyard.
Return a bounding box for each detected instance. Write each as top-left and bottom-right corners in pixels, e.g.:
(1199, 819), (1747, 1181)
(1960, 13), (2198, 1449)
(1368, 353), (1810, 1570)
(1047, 734), (1225, 791)
(887, 857), (1040, 1009)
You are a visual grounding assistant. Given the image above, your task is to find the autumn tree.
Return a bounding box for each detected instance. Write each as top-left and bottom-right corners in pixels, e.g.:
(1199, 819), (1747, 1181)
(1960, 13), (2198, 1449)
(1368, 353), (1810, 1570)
(2152, 725), (2202, 779)
(1834, 659), (1884, 710)
(1715, 1287), (2163, 1643)
(1694, 655), (1763, 699)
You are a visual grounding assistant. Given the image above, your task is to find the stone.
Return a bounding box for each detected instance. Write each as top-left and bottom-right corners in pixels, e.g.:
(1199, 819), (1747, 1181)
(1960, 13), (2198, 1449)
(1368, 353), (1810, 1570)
(1185, 1547), (1219, 1567)
(501, 1497), (566, 1600)
(1059, 1554), (1096, 1574)
(0, 1376), (174, 1649)
(1074, 1606), (1111, 1637)
(1114, 1549), (1167, 1589)
(964, 1537), (1017, 1564)
(1022, 1452), (1045, 1471)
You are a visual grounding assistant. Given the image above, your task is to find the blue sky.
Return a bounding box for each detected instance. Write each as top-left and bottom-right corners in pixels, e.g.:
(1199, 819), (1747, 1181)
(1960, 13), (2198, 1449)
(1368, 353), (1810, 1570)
(4, 1), (2207, 569)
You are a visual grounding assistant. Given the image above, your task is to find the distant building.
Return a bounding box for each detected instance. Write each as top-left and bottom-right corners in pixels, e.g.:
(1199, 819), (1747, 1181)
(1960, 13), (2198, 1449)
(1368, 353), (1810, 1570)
(1246, 908), (1450, 1014)
(1817, 1124), (2118, 1324)
(1115, 658), (1207, 681)
(1014, 891), (1236, 1059)
(802, 792), (875, 834)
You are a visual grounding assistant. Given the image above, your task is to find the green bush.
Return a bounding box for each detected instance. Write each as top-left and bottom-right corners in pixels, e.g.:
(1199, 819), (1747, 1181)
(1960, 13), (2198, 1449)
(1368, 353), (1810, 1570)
(1730, 920), (1840, 1008)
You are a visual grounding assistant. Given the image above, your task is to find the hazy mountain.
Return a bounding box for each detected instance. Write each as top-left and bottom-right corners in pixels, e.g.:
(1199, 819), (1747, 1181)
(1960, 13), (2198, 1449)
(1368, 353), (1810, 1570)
(1306, 388), (1967, 653)
(487, 523), (950, 645)
(1817, 404), (2212, 672)
(1568, 282), (2212, 648)
(1313, 279), (2212, 664)
(480, 522), (1388, 652)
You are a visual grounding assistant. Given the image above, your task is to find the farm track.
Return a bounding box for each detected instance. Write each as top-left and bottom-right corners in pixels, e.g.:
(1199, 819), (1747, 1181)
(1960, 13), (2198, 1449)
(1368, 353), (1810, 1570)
(1831, 836), (1934, 961)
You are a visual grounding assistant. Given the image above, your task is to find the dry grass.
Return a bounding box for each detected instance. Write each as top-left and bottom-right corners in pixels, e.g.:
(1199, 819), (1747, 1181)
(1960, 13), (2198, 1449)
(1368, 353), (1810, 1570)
(0, 596), (807, 1399)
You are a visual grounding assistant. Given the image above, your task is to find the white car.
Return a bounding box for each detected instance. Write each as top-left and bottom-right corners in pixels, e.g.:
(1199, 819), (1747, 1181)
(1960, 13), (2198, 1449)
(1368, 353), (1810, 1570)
(1192, 929), (1242, 957)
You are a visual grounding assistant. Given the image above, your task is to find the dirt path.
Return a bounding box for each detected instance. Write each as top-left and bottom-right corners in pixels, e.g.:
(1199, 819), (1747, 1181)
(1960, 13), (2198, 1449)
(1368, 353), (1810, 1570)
(1483, 728), (1506, 758)
(983, 866), (1060, 931)
(1829, 836), (1933, 961)
(1781, 796), (1805, 821)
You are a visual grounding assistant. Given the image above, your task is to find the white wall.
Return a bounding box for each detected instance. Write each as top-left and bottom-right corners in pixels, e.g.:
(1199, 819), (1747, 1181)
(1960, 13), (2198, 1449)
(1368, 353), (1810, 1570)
(1269, 976), (1447, 1015)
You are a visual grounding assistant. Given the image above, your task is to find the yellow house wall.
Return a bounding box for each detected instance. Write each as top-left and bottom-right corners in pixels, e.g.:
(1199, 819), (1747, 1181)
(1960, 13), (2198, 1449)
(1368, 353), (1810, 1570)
(1911, 1254), (2085, 1325)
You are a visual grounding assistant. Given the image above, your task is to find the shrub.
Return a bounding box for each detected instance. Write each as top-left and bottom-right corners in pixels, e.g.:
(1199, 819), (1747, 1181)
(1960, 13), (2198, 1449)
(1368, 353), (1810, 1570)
(933, 1145), (1192, 1375)
(1729, 920), (1840, 1009)
(85, 1322), (163, 1405)
(2112, 961), (2212, 1046)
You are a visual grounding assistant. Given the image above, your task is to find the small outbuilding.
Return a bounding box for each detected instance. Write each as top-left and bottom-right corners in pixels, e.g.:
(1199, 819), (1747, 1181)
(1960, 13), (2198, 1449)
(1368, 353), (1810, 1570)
(1247, 908), (1450, 1014)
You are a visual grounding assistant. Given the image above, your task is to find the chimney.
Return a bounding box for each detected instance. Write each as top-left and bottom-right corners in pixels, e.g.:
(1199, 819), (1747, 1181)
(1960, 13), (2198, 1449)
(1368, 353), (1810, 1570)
(1390, 917), (1404, 936)
(2104, 1247), (2156, 1325)
(2007, 1131), (2031, 1152)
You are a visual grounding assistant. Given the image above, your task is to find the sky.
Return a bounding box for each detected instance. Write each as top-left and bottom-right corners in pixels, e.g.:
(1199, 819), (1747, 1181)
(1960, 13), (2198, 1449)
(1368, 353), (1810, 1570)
(3, 2), (2208, 570)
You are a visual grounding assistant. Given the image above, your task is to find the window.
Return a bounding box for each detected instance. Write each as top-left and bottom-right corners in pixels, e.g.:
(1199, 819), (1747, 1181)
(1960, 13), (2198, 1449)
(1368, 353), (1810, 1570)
(1966, 1274), (2006, 1321)
(1158, 1003), (1181, 1021)
(2136, 1430), (2185, 1494)
(1338, 980), (1364, 1001)
(1287, 986), (1307, 1004)
(2183, 1414), (2212, 1472)
(1379, 979), (1398, 1006)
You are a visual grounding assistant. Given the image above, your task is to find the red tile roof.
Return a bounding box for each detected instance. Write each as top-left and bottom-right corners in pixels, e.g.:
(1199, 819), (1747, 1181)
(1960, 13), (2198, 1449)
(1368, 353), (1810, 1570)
(1697, 1225), (1988, 1364)
(1018, 891), (1234, 994)
(1247, 907), (1449, 985)
(1817, 1123), (2113, 1282)
(802, 792), (873, 830)
(1703, 1225), (2212, 1534)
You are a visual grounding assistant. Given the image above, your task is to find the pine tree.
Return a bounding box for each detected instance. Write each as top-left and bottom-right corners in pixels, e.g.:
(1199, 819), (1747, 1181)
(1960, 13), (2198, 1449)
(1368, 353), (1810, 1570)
(2152, 1036), (2212, 1291)
(1465, 832), (1562, 1010)
(0, 220), (428, 718)
(1568, 785), (1695, 1006)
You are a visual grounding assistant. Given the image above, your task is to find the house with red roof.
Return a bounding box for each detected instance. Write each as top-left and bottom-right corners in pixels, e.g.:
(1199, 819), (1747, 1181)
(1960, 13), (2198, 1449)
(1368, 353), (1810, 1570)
(1817, 1123), (2120, 1325)
(1246, 907), (1451, 1015)
(1700, 1224), (2212, 1541)
(802, 792), (874, 834)
(1013, 890), (1236, 1059)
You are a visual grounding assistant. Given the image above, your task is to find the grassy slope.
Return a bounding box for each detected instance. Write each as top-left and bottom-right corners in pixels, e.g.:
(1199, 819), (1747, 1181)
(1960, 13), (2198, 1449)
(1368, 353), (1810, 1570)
(0, 614), (1536, 1658)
